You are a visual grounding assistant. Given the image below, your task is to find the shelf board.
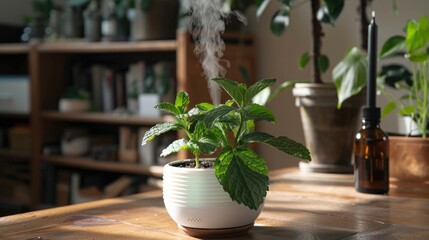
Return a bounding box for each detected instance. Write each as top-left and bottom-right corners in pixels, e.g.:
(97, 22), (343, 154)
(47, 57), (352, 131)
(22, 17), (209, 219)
(0, 43), (29, 54)
(42, 155), (163, 177)
(41, 111), (174, 125)
(0, 112), (30, 119)
(37, 40), (177, 53)
(0, 149), (30, 162)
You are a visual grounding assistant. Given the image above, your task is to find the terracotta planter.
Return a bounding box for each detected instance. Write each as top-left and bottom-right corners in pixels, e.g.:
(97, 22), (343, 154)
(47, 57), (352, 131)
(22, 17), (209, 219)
(389, 136), (429, 181)
(163, 159), (263, 238)
(292, 83), (365, 173)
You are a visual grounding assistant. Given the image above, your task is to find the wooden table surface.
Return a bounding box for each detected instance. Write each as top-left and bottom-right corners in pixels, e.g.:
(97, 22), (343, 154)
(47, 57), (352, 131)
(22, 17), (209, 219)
(1, 168), (428, 239)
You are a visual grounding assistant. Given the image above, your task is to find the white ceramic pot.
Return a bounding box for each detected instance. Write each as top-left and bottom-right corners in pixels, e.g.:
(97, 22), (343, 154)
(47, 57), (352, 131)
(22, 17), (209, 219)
(59, 99), (90, 113)
(163, 159), (263, 230)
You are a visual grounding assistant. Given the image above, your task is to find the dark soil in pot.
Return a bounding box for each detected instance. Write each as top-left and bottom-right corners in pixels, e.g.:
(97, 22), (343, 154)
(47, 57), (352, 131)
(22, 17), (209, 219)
(169, 159), (214, 168)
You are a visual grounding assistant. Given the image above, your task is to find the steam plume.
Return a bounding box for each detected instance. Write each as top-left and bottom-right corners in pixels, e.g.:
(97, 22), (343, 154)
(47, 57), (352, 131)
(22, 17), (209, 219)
(188, 0), (227, 105)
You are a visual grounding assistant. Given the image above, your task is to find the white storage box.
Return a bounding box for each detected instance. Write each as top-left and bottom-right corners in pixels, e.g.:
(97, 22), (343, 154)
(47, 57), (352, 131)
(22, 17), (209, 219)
(0, 76), (30, 114)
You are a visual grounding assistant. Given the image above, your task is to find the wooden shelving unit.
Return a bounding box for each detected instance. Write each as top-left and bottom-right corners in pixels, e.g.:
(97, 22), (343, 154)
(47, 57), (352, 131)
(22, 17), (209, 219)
(0, 31), (255, 209)
(0, 44), (31, 213)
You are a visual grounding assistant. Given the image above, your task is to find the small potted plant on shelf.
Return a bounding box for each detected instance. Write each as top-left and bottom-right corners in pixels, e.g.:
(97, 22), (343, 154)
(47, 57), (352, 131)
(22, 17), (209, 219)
(59, 86), (91, 112)
(142, 77), (310, 238)
(377, 15), (429, 181)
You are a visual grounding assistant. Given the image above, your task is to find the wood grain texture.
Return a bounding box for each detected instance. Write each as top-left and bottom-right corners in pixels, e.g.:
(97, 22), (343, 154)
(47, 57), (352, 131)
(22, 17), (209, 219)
(1, 168), (428, 239)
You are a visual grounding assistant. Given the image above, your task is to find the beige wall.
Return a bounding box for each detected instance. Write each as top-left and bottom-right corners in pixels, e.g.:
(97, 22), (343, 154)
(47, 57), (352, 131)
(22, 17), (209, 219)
(246, 0), (429, 170)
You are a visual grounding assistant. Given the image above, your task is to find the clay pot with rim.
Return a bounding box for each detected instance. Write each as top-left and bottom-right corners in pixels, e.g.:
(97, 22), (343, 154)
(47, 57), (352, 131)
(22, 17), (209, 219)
(163, 159), (263, 238)
(292, 83), (365, 173)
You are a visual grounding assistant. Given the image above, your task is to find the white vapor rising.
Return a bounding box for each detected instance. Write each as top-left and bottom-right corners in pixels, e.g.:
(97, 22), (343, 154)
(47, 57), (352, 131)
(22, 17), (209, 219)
(188, 0), (227, 106)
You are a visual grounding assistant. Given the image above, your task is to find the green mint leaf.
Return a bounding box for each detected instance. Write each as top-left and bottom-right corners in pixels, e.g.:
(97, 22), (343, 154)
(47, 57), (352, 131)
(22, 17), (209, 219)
(215, 147), (269, 210)
(196, 135), (219, 155)
(212, 78), (247, 107)
(240, 132), (274, 144)
(266, 136), (311, 161)
(204, 105), (236, 128)
(247, 78), (276, 103)
(192, 121), (206, 140)
(243, 104), (275, 123)
(142, 122), (179, 145)
(160, 139), (188, 157)
(155, 102), (180, 115)
(196, 102), (214, 111)
(175, 92), (190, 113)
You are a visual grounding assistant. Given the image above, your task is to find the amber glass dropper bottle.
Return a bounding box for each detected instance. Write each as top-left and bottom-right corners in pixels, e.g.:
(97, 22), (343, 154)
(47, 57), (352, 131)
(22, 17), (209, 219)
(354, 11), (389, 194)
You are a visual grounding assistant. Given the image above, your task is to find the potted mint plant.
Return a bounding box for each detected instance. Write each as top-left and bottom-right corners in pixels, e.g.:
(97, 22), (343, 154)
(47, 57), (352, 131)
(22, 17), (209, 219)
(142, 78), (310, 237)
(377, 15), (429, 181)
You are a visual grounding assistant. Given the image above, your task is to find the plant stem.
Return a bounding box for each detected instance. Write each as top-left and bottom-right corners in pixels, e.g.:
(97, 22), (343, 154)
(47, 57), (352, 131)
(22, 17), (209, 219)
(310, 0), (323, 84)
(195, 152), (201, 168)
(234, 111), (244, 146)
(421, 62), (428, 138)
(359, 0), (369, 51)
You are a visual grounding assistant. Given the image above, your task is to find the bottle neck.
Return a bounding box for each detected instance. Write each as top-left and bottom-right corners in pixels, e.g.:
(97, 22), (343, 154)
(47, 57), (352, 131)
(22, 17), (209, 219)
(362, 119), (380, 128)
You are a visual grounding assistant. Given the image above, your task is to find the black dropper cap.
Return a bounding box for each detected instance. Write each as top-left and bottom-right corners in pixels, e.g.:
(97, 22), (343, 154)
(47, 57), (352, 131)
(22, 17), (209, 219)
(362, 107), (380, 121)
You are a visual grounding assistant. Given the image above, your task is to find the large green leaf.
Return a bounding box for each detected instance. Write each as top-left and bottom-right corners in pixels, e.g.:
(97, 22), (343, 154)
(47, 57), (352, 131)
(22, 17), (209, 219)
(399, 105), (416, 116)
(318, 54), (330, 73)
(212, 78), (247, 107)
(299, 52), (311, 69)
(215, 147), (269, 210)
(270, 6), (290, 36)
(174, 92), (190, 113)
(382, 102), (397, 118)
(317, 0), (344, 25)
(406, 52), (429, 63)
(406, 16), (429, 52)
(204, 105), (236, 128)
(142, 122), (179, 145)
(256, 0), (271, 18)
(380, 35), (406, 59)
(266, 136), (311, 161)
(160, 139), (188, 157)
(333, 47), (367, 108)
(379, 64), (412, 88)
(247, 78), (276, 102)
(243, 104), (275, 123)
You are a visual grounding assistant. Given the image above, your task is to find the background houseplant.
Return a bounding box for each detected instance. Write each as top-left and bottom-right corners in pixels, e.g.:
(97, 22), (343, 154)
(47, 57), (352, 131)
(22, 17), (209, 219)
(59, 86), (91, 112)
(377, 15), (429, 181)
(142, 78), (310, 236)
(256, 0), (365, 173)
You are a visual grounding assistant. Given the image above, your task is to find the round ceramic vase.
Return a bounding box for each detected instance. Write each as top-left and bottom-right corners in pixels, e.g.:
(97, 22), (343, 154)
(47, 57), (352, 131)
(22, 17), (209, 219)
(163, 159), (263, 230)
